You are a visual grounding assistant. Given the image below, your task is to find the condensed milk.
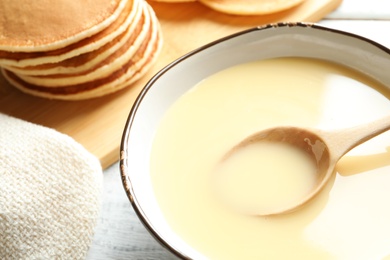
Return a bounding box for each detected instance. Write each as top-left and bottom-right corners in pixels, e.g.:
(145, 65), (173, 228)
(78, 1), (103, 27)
(214, 141), (317, 215)
(150, 57), (390, 259)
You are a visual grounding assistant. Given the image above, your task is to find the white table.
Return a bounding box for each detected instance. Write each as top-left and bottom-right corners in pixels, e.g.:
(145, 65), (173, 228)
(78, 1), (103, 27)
(86, 0), (390, 259)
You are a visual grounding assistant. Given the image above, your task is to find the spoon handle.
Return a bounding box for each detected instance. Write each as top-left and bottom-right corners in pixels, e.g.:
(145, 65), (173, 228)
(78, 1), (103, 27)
(321, 114), (390, 161)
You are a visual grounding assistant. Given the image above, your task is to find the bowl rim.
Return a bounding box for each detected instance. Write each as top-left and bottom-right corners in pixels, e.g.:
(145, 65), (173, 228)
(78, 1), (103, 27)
(119, 21), (390, 259)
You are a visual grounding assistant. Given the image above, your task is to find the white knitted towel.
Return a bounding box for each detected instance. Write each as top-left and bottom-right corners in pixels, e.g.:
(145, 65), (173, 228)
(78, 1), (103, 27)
(0, 113), (103, 259)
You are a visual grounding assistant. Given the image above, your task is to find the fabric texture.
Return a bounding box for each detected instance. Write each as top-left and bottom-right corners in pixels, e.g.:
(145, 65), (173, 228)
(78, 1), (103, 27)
(0, 113), (103, 259)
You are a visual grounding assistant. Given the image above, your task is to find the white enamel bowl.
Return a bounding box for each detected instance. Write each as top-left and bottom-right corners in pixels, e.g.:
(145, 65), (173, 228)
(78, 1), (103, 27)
(120, 22), (390, 259)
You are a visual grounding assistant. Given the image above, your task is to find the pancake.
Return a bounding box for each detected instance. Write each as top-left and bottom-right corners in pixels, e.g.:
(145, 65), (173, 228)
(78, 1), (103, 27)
(2, 0), (144, 76)
(86, 5), (163, 99)
(0, 0), (137, 67)
(151, 0), (196, 2)
(1, 2), (163, 100)
(198, 0), (306, 15)
(14, 4), (150, 87)
(0, 0), (127, 52)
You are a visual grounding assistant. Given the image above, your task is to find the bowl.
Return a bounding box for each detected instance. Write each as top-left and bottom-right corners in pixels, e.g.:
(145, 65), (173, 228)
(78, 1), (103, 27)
(120, 22), (390, 259)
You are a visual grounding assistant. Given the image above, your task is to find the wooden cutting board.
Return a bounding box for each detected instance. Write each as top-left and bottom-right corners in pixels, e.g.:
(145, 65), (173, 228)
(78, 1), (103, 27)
(0, 0), (342, 169)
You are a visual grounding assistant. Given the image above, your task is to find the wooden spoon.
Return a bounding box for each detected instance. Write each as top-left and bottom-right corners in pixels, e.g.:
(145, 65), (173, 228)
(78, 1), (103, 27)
(226, 115), (390, 216)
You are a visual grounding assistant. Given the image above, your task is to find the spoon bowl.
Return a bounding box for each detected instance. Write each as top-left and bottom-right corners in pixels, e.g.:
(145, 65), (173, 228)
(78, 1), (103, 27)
(223, 114), (390, 216)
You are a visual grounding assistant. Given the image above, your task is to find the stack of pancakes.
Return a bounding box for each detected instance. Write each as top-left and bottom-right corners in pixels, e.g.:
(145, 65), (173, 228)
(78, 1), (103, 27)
(0, 0), (163, 100)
